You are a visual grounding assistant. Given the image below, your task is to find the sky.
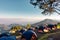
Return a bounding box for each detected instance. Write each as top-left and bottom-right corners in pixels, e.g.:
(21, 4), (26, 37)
(0, 0), (60, 24)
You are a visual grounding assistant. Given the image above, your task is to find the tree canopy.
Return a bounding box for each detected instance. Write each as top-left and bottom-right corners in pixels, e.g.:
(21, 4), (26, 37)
(30, 0), (60, 15)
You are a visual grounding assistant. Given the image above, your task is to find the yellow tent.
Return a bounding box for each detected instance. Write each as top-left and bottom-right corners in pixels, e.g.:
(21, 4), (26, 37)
(57, 23), (60, 29)
(10, 25), (22, 33)
(26, 24), (31, 29)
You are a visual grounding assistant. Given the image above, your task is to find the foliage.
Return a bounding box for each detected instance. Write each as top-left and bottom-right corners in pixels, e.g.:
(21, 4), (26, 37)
(30, 0), (60, 15)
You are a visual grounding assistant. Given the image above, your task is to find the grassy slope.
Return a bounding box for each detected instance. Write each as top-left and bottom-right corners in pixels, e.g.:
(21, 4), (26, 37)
(38, 31), (60, 40)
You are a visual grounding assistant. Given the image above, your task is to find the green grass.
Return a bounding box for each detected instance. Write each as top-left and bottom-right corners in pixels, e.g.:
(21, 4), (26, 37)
(38, 34), (49, 40)
(38, 32), (60, 40)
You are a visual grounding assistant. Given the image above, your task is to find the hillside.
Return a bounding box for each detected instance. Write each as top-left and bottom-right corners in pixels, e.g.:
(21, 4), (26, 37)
(32, 19), (59, 27)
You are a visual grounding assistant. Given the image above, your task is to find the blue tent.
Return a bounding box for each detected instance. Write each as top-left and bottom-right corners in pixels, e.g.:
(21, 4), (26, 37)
(0, 36), (16, 40)
(21, 30), (37, 40)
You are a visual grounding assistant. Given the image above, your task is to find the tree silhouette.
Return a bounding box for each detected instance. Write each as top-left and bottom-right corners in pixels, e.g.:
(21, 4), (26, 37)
(30, 0), (60, 15)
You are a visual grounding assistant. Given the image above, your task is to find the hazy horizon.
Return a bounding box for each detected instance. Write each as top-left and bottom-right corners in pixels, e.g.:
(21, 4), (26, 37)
(0, 18), (60, 25)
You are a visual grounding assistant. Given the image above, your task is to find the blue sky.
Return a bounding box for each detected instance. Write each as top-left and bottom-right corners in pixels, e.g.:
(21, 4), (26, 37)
(0, 0), (42, 17)
(0, 0), (59, 18)
(0, 0), (60, 24)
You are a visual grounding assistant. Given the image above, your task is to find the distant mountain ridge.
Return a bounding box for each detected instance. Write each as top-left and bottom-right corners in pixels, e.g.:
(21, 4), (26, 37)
(32, 19), (60, 26)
